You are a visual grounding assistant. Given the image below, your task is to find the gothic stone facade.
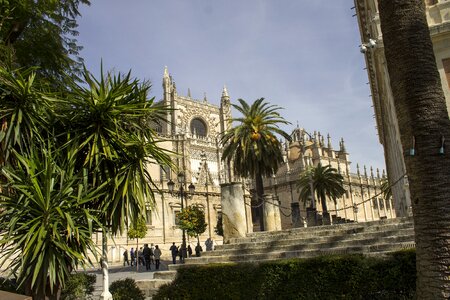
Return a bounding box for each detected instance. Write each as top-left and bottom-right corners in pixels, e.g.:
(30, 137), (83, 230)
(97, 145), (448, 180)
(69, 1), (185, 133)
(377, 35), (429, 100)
(102, 67), (392, 263)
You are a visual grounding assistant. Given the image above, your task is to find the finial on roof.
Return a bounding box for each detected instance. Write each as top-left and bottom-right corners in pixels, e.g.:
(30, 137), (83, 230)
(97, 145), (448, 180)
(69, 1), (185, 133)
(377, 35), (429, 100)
(204, 92), (207, 102)
(188, 88), (191, 98)
(376, 168), (380, 178)
(340, 137), (346, 152)
(222, 85), (229, 98)
(357, 163), (360, 176)
(370, 166), (374, 178)
(164, 66), (169, 77)
(364, 165), (367, 177)
(327, 134), (332, 149)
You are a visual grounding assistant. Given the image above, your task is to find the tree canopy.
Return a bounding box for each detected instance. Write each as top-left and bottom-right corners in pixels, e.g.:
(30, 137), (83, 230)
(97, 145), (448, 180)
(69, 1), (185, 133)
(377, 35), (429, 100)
(177, 205), (207, 243)
(221, 98), (290, 231)
(297, 163), (345, 215)
(0, 0), (90, 85)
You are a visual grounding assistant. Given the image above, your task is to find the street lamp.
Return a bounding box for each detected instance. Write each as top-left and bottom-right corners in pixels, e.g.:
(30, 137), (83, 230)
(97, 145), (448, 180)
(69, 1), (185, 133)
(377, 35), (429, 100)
(167, 172), (195, 262)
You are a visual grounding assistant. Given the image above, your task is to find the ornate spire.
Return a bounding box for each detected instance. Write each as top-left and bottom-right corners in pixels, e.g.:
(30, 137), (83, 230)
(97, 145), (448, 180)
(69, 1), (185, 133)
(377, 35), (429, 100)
(314, 131), (320, 146)
(187, 88), (191, 98)
(204, 92), (207, 102)
(364, 165), (368, 177)
(222, 85), (229, 98)
(376, 168), (380, 178)
(370, 166), (374, 178)
(164, 66), (169, 78)
(340, 137), (346, 152)
(357, 163), (360, 176)
(327, 134), (332, 149)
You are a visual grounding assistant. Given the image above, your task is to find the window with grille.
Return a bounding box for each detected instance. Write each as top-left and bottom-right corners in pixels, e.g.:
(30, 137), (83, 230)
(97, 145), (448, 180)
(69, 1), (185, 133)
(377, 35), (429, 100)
(190, 118), (207, 137)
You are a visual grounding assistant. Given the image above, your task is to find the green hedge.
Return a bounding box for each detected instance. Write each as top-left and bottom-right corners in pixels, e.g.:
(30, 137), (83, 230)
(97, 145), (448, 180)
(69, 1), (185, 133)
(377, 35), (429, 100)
(110, 278), (145, 300)
(154, 250), (416, 300)
(61, 272), (96, 300)
(1, 272), (96, 300)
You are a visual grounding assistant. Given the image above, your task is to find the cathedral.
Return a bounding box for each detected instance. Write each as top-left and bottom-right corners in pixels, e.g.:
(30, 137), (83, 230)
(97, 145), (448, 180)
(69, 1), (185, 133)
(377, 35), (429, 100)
(102, 67), (393, 263)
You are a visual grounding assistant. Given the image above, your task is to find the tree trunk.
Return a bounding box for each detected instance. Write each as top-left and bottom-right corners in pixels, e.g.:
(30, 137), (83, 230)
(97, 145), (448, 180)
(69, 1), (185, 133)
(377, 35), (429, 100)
(136, 238), (139, 272)
(255, 171), (265, 231)
(378, 1), (450, 298)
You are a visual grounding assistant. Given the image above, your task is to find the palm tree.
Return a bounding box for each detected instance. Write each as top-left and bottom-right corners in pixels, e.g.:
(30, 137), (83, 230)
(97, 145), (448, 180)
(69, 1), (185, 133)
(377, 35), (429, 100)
(378, 0), (450, 297)
(221, 98), (290, 231)
(297, 163), (345, 223)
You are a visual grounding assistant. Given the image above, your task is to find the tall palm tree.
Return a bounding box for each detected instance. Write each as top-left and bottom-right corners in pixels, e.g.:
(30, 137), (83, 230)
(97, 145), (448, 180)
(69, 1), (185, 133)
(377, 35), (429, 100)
(297, 163), (345, 220)
(221, 98), (290, 231)
(378, 0), (450, 297)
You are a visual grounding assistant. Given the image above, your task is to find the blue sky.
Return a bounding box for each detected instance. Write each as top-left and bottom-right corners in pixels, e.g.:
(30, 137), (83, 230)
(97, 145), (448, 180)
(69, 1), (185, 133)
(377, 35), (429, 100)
(76, 0), (386, 173)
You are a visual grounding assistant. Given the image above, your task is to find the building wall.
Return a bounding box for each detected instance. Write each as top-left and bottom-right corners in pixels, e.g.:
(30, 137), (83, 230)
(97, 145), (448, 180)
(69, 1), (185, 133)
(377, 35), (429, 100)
(354, 0), (450, 217)
(262, 127), (394, 229)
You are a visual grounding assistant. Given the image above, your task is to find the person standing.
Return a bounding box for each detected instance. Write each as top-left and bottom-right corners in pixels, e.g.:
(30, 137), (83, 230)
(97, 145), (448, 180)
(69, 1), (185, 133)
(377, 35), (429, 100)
(154, 245), (162, 270)
(150, 243), (155, 265)
(130, 248), (135, 266)
(138, 247), (144, 266)
(123, 249), (129, 266)
(187, 245), (193, 257)
(195, 243), (203, 257)
(205, 238), (214, 251)
(170, 242), (178, 264)
(143, 244), (152, 271)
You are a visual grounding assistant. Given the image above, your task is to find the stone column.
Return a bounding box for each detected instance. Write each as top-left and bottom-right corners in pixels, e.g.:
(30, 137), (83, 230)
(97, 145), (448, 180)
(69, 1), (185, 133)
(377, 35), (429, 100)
(221, 182), (247, 243)
(263, 194), (281, 231)
(274, 196), (282, 230)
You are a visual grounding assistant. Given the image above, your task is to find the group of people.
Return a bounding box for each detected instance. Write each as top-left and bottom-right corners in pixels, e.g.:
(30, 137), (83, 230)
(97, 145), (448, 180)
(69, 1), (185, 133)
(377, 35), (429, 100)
(169, 238), (215, 264)
(122, 243), (162, 270)
(123, 239), (216, 268)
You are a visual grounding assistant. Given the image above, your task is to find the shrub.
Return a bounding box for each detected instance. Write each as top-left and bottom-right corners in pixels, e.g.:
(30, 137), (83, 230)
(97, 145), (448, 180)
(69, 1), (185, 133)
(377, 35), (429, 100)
(154, 250), (416, 300)
(61, 273), (96, 300)
(110, 278), (145, 300)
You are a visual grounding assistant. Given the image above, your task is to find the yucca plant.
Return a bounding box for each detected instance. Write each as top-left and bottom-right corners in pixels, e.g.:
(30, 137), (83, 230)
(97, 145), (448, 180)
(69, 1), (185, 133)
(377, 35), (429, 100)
(56, 68), (173, 233)
(0, 144), (105, 299)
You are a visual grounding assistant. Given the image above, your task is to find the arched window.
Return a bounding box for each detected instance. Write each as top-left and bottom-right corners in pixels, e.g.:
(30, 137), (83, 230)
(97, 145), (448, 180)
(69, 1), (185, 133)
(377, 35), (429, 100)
(190, 118), (207, 137)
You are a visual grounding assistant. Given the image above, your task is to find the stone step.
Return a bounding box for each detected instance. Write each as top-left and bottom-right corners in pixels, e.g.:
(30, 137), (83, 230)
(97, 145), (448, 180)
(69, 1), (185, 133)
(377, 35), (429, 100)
(153, 270), (177, 280)
(216, 227), (414, 253)
(198, 234), (415, 259)
(136, 279), (173, 298)
(183, 241), (415, 266)
(234, 218), (413, 243)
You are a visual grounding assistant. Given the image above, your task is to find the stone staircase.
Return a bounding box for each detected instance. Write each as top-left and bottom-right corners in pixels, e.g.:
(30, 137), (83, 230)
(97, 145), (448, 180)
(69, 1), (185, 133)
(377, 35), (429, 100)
(182, 217), (415, 266)
(136, 271), (177, 299)
(141, 217), (415, 296)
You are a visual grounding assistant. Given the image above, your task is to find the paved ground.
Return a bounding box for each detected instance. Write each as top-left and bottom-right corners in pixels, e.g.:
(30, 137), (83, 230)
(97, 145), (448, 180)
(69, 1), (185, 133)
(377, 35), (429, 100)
(84, 260), (175, 298)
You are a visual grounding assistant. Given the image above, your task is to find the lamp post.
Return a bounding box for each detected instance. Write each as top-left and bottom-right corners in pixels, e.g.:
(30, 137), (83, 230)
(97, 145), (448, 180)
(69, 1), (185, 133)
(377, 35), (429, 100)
(167, 172), (195, 262)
